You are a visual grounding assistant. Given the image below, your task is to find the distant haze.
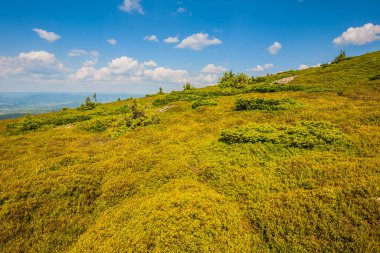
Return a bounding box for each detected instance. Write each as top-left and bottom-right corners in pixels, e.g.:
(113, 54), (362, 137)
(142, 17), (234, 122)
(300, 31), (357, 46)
(0, 92), (142, 119)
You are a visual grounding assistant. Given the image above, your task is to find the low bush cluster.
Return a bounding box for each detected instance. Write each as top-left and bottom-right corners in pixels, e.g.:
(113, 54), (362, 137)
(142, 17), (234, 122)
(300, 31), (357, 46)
(191, 99), (218, 109)
(369, 74), (380, 81)
(6, 113), (92, 134)
(111, 100), (159, 138)
(153, 90), (221, 107)
(235, 98), (297, 111)
(220, 121), (351, 150)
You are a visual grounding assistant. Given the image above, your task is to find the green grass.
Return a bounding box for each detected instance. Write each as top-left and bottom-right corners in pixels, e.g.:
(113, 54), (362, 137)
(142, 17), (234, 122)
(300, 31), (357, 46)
(0, 51), (379, 252)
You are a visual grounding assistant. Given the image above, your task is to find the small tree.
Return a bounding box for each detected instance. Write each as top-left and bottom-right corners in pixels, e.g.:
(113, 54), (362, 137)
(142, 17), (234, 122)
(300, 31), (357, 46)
(79, 96), (96, 110)
(183, 83), (193, 91)
(158, 87), (164, 94)
(92, 92), (97, 102)
(332, 50), (346, 64)
(130, 99), (145, 119)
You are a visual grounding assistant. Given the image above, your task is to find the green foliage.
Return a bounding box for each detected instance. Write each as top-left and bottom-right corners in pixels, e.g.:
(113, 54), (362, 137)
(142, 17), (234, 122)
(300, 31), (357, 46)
(369, 74), (380, 81)
(235, 98), (297, 111)
(71, 180), (253, 252)
(79, 96), (96, 111)
(111, 100), (159, 138)
(245, 84), (305, 93)
(152, 90), (221, 107)
(158, 87), (164, 94)
(183, 82), (194, 91)
(218, 71), (258, 89)
(220, 121), (351, 150)
(332, 50), (347, 64)
(1, 50), (380, 252)
(191, 99), (218, 109)
(77, 119), (111, 132)
(6, 113), (92, 134)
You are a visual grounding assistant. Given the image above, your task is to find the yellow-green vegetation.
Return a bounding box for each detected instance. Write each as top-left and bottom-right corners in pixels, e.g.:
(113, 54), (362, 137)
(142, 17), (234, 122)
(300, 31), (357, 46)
(0, 51), (380, 252)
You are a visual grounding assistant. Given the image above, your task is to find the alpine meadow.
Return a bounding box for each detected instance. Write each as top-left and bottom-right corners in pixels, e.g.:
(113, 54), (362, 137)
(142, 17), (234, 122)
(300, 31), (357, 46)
(1, 51), (380, 252)
(1, 0), (380, 252)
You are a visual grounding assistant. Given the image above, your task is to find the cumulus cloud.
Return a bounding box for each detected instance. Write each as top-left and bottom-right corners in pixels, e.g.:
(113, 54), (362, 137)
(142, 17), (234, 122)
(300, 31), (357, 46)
(107, 39), (118, 45)
(176, 33), (222, 50)
(298, 64), (309, 70)
(68, 49), (99, 58)
(192, 74), (219, 85)
(71, 55), (191, 85)
(0, 51), (67, 78)
(201, 64), (227, 74)
(143, 60), (158, 67)
(1, 50), (227, 91)
(249, 64), (274, 72)
(164, 36), (180, 43)
(298, 63), (321, 70)
(32, 28), (61, 42)
(267, 42), (282, 55)
(71, 60), (98, 80)
(144, 67), (189, 83)
(144, 35), (159, 42)
(333, 23), (380, 46)
(119, 0), (144, 14)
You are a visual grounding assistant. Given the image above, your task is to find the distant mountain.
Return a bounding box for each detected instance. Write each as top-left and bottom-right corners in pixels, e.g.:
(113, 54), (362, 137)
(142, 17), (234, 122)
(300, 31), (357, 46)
(0, 92), (142, 119)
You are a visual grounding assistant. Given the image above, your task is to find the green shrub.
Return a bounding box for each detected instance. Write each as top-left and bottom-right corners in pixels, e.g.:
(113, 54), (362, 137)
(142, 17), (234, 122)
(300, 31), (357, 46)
(218, 71), (257, 89)
(220, 121), (351, 150)
(78, 119), (110, 132)
(183, 83), (194, 91)
(78, 96), (96, 111)
(6, 116), (42, 133)
(245, 84), (304, 93)
(191, 100), (218, 109)
(111, 100), (160, 138)
(332, 50), (347, 64)
(235, 98), (297, 111)
(369, 74), (380, 81)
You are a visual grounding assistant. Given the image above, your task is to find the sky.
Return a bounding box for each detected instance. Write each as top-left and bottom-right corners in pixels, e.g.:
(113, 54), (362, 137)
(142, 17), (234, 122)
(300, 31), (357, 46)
(0, 0), (379, 94)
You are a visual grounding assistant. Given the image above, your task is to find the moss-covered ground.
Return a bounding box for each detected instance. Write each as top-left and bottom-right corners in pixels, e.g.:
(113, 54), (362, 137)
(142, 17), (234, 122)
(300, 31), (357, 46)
(0, 51), (379, 252)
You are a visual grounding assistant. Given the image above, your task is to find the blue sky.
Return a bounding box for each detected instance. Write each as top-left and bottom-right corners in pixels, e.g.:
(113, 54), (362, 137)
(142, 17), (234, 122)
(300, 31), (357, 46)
(0, 0), (379, 94)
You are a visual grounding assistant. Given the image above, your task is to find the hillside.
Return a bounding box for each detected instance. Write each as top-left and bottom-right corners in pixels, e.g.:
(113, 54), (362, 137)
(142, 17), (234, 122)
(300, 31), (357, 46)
(0, 51), (379, 252)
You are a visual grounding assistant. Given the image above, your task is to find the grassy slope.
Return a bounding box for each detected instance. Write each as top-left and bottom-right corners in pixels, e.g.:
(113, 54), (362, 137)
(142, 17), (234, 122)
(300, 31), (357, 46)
(0, 51), (379, 252)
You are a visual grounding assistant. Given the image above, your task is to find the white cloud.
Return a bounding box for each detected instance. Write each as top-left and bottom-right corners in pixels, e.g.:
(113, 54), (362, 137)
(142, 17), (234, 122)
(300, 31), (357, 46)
(177, 7), (187, 14)
(143, 60), (158, 67)
(175, 7), (191, 16)
(107, 39), (118, 45)
(267, 42), (282, 55)
(119, 0), (144, 14)
(32, 28), (61, 42)
(201, 64), (227, 74)
(1, 51), (227, 92)
(71, 60), (97, 80)
(164, 36), (180, 43)
(144, 67), (189, 83)
(0, 51), (67, 79)
(249, 64), (274, 72)
(176, 33), (222, 50)
(333, 23), (380, 46)
(192, 74), (219, 85)
(298, 64), (309, 70)
(298, 63), (321, 70)
(68, 49), (99, 58)
(144, 35), (159, 42)
(19, 51), (56, 64)
(71, 55), (190, 85)
(107, 56), (140, 74)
